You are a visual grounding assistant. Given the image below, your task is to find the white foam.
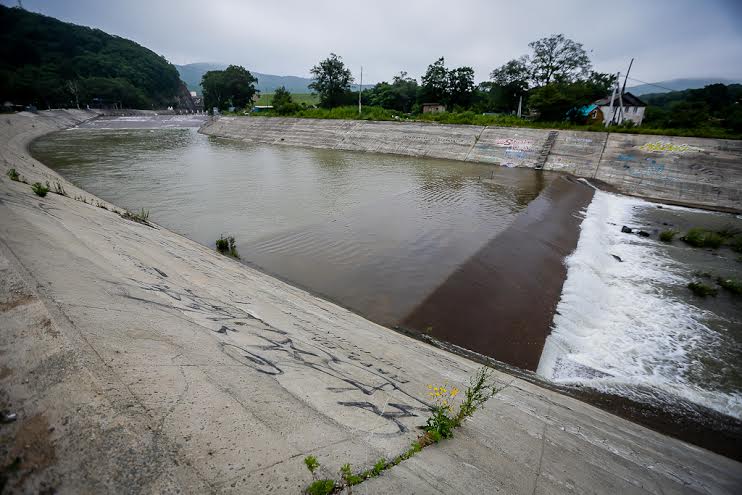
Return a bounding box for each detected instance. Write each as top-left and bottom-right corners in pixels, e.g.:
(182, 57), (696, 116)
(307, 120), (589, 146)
(538, 191), (742, 419)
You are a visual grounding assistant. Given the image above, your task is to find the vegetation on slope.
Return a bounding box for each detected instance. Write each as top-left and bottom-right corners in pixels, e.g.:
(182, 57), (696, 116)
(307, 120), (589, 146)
(0, 4), (181, 109)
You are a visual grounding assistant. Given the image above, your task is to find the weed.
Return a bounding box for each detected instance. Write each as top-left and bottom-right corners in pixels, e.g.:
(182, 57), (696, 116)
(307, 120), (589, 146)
(304, 456), (319, 477)
(52, 181), (66, 196)
(31, 182), (49, 197)
(120, 208), (150, 224)
(303, 366), (498, 494)
(6, 168), (19, 181)
(659, 230), (677, 243)
(216, 235), (240, 258)
(682, 228), (723, 249)
(687, 281), (718, 297)
(717, 277), (742, 295)
(306, 480), (335, 495)
(717, 226), (742, 239)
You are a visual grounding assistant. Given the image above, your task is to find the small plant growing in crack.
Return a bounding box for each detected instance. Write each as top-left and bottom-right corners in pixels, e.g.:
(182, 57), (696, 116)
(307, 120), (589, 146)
(302, 366), (499, 493)
(31, 181), (49, 197)
(6, 168), (19, 181)
(120, 208), (151, 225)
(215, 235), (240, 259)
(52, 180), (66, 196)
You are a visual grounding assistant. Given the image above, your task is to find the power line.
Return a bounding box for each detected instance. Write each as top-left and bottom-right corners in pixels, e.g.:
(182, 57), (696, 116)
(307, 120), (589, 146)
(625, 77), (676, 93)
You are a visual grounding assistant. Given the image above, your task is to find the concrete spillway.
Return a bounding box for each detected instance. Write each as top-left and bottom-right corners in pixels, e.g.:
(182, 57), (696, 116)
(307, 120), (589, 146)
(202, 117), (742, 212)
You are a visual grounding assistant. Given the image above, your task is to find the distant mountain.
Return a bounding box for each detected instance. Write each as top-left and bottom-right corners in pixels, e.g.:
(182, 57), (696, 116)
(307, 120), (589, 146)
(176, 63), (314, 94)
(627, 78), (742, 96)
(176, 63), (374, 95)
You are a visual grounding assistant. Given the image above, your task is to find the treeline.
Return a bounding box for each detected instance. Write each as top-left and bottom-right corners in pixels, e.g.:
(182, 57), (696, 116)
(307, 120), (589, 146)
(642, 84), (742, 132)
(0, 5), (181, 109)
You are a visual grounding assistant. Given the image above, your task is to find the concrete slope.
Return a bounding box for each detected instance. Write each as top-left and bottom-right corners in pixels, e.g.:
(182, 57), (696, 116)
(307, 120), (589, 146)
(1, 111), (740, 494)
(201, 117), (742, 212)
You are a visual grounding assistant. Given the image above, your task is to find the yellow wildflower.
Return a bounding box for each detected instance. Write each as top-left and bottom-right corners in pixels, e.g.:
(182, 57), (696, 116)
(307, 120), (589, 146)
(451, 387), (459, 398)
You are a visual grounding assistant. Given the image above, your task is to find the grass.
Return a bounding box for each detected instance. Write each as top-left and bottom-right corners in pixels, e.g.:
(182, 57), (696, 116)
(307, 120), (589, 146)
(6, 168), (19, 181)
(717, 277), (742, 295)
(243, 105), (742, 140)
(687, 281), (718, 297)
(215, 235), (239, 259)
(659, 230), (677, 243)
(681, 228), (723, 249)
(255, 93), (319, 106)
(31, 182), (49, 197)
(302, 366), (498, 494)
(120, 208), (150, 224)
(52, 181), (66, 196)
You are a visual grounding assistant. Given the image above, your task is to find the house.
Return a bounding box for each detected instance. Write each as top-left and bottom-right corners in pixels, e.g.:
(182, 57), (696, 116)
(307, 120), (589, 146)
(587, 92), (647, 126)
(422, 103), (446, 114)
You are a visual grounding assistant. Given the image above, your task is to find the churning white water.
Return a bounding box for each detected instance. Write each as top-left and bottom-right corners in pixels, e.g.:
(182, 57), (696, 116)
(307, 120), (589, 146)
(538, 190), (742, 419)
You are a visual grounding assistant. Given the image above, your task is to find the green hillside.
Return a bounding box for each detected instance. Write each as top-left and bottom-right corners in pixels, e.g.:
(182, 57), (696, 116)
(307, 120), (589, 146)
(0, 5), (181, 108)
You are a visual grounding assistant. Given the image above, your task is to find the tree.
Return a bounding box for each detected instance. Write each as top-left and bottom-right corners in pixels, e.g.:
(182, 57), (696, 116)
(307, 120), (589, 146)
(489, 56), (530, 95)
(421, 57), (449, 104)
(528, 73), (614, 122)
(201, 65), (257, 112)
(366, 71), (419, 112)
(270, 86), (300, 115)
(447, 66), (476, 108)
(528, 34), (591, 86)
(309, 53), (353, 108)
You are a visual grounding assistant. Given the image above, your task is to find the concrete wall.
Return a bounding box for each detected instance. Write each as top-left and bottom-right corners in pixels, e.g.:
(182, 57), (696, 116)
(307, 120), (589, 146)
(201, 117), (742, 212)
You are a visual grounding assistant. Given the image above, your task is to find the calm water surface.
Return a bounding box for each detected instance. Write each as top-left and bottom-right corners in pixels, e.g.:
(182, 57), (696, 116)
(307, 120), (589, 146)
(31, 126), (552, 324)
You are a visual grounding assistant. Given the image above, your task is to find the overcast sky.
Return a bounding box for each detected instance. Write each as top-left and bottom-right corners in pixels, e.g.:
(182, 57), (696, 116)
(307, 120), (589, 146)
(5, 0), (742, 85)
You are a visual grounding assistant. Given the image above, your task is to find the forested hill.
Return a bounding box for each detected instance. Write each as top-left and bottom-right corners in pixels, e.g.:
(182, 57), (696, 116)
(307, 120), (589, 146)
(0, 5), (181, 109)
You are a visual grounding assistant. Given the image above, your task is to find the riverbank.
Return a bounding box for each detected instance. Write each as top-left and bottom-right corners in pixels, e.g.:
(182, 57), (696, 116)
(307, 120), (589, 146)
(201, 115), (742, 213)
(2, 110), (741, 493)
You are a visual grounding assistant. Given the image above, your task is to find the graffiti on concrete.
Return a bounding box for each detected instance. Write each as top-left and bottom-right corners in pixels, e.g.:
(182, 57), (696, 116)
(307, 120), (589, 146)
(504, 148), (528, 159)
(565, 137), (593, 144)
(638, 141), (704, 153)
(618, 154), (673, 180)
(495, 138), (535, 151)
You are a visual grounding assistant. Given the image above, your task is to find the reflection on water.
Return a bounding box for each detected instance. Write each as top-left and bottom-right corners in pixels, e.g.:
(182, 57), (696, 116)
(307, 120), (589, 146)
(31, 127), (552, 324)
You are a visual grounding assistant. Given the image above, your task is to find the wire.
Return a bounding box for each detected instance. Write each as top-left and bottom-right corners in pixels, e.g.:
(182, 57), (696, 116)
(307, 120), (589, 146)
(626, 77), (677, 93)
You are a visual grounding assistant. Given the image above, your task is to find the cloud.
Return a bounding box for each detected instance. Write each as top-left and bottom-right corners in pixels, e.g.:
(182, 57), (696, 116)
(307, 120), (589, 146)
(6, 0), (742, 84)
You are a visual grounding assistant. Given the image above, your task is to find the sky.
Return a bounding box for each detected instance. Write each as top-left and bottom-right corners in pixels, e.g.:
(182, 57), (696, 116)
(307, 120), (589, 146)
(4, 0), (742, 85)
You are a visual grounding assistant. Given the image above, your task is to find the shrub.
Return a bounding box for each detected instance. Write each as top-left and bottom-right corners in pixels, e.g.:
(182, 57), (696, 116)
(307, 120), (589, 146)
(31, 182), (49, 197)
(659, 230), (677, 243)
(687, 281), (718, 297)
(682, 228), (723, 249)
(6, 168), (19, 181)
(215, 235), (239, 258)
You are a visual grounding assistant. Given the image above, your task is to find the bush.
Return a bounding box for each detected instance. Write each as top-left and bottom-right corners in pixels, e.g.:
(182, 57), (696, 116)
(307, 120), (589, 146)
(216, 235), (239, 258)
(687, 281), (718, 297)
(31, 182), (49, 197)
(682, 228), (723, 249)
(659, 230), (677, 243)
(6, 168), (19, 181)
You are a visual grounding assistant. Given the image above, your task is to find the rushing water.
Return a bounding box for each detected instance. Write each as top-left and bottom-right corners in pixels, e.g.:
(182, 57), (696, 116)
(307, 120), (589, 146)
(31, 124), (551, 325)
(539, 191), (742, 419)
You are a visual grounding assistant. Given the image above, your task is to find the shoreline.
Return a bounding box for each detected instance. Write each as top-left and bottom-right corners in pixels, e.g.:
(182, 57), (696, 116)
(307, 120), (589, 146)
(2, 110), (741, 493)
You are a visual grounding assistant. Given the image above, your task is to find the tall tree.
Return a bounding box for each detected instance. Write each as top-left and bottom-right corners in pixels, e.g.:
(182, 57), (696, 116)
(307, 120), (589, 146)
(421, 57), (449, 104)
(447, 66), (476, 108)
(309, 53), (353, 108)
(489, 56), (530, 95)
(528, 34), (591, 86)
(201, 65), (257, 112)
(270, 86), (299, 115)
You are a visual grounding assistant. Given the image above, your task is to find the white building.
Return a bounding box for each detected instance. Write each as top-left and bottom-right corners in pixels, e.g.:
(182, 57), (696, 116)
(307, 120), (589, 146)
(587, 92), (647, 126)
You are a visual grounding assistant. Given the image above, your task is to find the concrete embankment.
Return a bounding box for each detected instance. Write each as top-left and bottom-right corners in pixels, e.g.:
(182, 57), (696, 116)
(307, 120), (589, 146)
(201, 117), (742, 212)
(2, 111), (741, 493)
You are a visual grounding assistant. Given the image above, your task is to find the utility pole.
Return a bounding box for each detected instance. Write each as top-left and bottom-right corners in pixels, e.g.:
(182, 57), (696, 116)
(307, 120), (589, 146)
(609, 58), (634, 126)
(517, 95), (522, 118)
(358, 66), (363, 115)
(607, 72), (618, 127)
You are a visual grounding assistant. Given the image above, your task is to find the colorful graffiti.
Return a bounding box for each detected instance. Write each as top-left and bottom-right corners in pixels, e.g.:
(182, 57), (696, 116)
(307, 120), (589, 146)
(494, 138), (535, 151)
(638, 141), (704, 153)
(618, 153), (672, 180)
(504, 148), (528, 159)
(565, 137), (593, 144)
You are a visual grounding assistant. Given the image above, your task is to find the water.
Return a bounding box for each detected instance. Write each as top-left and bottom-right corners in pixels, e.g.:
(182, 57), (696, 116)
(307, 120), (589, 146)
(31, 124), (550, 325)
(538, 191), (742, 419)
